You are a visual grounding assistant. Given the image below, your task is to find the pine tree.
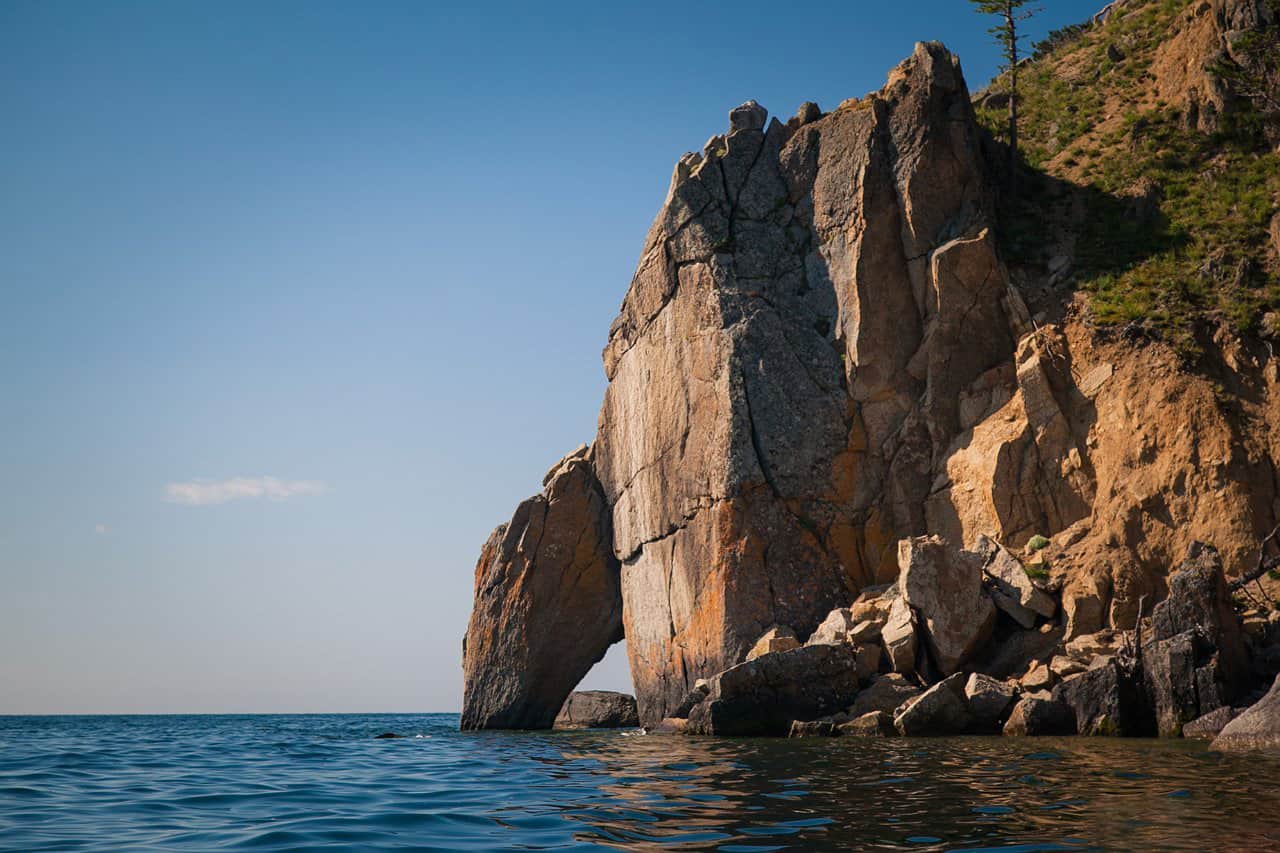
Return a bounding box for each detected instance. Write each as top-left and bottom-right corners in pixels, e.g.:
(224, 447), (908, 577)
(969, 0), (1039, 196)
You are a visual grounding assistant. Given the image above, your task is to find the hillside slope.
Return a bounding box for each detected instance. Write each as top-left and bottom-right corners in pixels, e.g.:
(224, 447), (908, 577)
(975, 0), (1280, 352)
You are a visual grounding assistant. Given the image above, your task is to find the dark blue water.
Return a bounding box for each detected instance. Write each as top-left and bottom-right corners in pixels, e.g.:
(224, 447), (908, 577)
(2, 714), (1279, 851)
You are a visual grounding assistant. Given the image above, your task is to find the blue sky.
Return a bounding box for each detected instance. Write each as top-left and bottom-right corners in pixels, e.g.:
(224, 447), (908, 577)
(2, 0), (1102, 713)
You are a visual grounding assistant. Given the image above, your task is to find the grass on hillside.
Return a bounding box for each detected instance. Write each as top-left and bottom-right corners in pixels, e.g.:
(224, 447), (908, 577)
(973, 0), (1280, 355)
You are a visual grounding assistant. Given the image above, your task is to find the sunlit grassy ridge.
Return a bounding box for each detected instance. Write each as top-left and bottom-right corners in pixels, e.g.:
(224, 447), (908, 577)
(974, 0), (1280, 353)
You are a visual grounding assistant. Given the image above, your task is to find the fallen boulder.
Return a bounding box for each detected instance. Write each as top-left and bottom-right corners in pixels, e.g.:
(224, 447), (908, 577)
(849, 673), (923, 717)
(685, 644), (863, 736)
(965, 673), (1018, 732)
(808, 608), (856, 646)
(554, 690), (641, 729)
(1003, 697), (1077, 736)
(899, 536), (996, 675)
(894, 673), (971, 736)
(1212, 674), (1280, 751)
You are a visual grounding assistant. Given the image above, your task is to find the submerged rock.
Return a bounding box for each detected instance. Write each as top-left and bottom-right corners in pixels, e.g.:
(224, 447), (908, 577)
(554, 691), (640, 729)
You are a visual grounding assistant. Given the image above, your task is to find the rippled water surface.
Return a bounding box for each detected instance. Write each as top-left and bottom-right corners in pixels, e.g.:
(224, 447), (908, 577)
(3, 714), (1280, 850)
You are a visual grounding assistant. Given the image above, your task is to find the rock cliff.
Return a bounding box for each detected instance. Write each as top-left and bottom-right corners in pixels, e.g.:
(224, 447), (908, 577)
(461, 6), (1280, 730)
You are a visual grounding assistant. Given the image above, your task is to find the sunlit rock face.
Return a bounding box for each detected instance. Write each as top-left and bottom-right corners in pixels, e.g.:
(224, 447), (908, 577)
(460, 447), (622, 730)
(593, 42), (1027, 724)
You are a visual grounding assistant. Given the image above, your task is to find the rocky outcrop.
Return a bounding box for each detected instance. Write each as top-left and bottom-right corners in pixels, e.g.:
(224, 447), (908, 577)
(554, 691), (640, 729)
(460, 448), (622, 730)
(462, 22), (1280, 731)
(592, 41), (1022, 724)
(1052, 660), (1151, 736)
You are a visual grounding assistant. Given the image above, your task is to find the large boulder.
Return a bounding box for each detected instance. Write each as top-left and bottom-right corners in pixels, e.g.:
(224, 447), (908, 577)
(1003, 697), (1077, 736)
(1052, 660), (1152, 736)
(894, 673), (971, 736)
(685, 643), (863, 736)
(461, 447), (623, 730)
(554, 691), (641, 729)
(899, 536), (997, 674)
(849, 673), (923, 717)
(1183, 705), (1241, 738)
(965, 673), (1019, 732)
(590, 42), (1017, 724)
(1212, 674), (1280, 751)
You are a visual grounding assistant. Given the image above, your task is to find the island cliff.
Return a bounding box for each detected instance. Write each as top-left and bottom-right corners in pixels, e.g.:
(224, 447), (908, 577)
(462, 0), (1280, 738)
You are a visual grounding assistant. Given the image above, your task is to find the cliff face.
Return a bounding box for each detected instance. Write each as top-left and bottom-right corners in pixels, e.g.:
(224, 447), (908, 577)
(460, 6), (1280, 730)
(593, 43), (1030, 723)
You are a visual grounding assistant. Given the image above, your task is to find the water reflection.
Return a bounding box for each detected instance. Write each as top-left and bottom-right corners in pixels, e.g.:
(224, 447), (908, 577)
(541, 732), (1280, 851)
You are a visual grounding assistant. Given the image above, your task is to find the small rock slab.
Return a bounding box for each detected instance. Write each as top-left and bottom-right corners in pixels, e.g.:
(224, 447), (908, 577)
(747, 626), (800, 661)
(976, 535), (1056, 628)
(838, 711), (897, 737)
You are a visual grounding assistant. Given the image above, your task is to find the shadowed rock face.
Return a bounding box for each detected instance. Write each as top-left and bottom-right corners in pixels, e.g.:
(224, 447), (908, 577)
(594, 41), (1027, 725)
(460, 447), (622, 730)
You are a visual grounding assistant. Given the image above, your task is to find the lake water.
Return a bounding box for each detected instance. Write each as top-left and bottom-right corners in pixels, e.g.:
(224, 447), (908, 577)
(2, 713), (1278, 850)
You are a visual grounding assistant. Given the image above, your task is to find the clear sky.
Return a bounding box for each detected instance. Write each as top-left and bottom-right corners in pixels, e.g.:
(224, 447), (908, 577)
(2, 0), (1103, 714)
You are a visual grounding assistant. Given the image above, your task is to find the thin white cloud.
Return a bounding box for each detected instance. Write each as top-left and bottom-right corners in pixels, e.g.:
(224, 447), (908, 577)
(165, 476), (329, 507)
(95, 524), (108, 535)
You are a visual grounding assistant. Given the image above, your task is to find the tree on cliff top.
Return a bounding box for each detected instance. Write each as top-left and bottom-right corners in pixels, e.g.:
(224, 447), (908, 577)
(969, 0), (1039, 196)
